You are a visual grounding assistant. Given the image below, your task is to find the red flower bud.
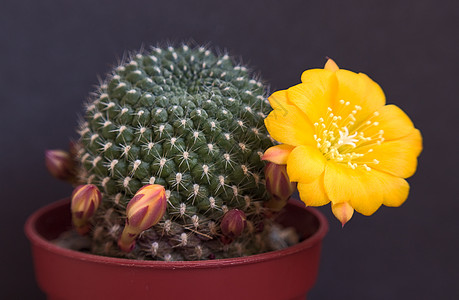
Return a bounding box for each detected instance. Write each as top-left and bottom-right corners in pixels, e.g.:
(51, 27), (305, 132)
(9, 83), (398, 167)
(118, 184), (167, 252)
(45, 149), (75, 181)
(220, 209), (246, 239)
(71, 184), (102, 235)
(264, 162), (297, 211)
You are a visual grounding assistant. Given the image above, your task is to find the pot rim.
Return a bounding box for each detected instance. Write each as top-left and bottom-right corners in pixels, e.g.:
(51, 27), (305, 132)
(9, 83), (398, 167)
(25, 198), (328, 269)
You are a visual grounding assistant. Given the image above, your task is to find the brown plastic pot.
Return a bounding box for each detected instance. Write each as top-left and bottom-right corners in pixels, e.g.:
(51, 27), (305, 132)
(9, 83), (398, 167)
(25, 198), (328, 300)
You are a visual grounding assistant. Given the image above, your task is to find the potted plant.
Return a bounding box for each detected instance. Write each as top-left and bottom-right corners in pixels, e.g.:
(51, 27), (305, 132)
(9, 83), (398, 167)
(26, 45), (422, 300)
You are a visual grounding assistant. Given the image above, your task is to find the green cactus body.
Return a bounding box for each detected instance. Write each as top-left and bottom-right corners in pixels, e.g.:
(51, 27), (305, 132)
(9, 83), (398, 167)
(77, 45), (276, 260)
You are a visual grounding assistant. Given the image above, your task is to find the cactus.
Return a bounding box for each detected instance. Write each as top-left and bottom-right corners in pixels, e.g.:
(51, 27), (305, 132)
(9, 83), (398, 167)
(72, 45), (279, 260)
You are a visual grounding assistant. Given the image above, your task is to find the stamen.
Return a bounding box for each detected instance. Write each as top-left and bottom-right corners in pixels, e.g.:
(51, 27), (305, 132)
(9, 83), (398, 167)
(314, 102), (384, 172)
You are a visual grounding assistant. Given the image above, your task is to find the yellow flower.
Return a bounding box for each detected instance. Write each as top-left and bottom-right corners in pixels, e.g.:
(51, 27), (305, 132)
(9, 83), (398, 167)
(263, 59), (422, 225)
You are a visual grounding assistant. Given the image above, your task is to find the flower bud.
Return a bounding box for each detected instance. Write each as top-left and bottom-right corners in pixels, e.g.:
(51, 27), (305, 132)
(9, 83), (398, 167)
(220, 209), (246, 239)
(71, 184), (102, 235)
(118, 184), (167, 252)
(45, 149), (75, 181)
(264, 162), (297, 211)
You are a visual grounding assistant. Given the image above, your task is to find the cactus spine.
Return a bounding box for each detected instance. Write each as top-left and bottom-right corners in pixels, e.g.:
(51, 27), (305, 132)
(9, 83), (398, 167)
(76, 45), (276, 260)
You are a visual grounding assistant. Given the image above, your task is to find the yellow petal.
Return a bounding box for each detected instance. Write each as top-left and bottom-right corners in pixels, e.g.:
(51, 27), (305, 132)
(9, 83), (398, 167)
(287, 145), (326, 183)
(348, 168), (383, 216)
(356, 129), (422, 178)
(264, 105), (315, 146)
(331, 202), (354, 227)
(262, 144), (295, 165)
(267, 90), (291, 111)
(288, 69), (338, 124)
(324, 161), (359, 204)
(364, 105), (415, 141)
(334, 69), (386, 124)
(324, 162), (383, 215)
(324, 58), (339, 71)
(372, 170), (410, 207)
(297, 173), (330, 206)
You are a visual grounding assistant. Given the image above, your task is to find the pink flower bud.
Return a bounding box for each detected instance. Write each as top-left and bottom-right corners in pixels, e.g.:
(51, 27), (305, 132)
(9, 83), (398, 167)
(71, 184), (102, 235)
(118, 184), (167, 252)
(220, 209), (246, 239)
(264, 162), (297, 212)
(45, 149), (75, 181)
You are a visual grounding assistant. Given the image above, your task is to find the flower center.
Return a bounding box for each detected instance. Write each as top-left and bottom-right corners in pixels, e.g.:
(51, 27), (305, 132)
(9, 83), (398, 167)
(313, 100), (384, 171)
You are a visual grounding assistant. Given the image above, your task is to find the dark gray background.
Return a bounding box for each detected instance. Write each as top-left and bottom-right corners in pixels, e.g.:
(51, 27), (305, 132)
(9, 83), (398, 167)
(1, 0), (458, 299)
